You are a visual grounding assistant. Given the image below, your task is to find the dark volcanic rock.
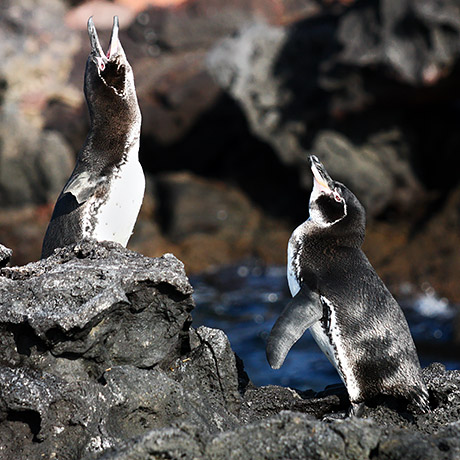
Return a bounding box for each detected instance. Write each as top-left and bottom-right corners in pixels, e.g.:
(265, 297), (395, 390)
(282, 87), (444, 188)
(0, 241), (245, 459)
(0, 240), (193, 376)
(0, 240), (198, 458)
(204, 413), (382, 460)
(99, 365), (460, 460)
(207, 20), (426, 217)
(239, 383), (347, 424)
(0, 240), (459, 459)
(171, 327), (244, 418)
(0, 244), (12, 267)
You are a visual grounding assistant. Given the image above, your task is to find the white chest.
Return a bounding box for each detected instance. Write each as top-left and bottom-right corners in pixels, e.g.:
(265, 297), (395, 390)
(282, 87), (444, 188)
(287, 225), (303, 297)
(286, 223), (360, 399)
(83, 148), (145, 246)
(311, 297), (361, 400)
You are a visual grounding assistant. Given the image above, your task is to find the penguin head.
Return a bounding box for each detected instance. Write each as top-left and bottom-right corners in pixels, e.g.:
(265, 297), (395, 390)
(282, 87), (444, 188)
(84, 16), (139, 122)
(308, 155), (365, 245)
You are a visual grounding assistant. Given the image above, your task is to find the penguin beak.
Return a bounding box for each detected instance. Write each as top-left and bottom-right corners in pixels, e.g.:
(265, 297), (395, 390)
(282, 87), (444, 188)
(107, 16), (121, 59)
(87, 16), (123, 61)
(87, 16), (105, 59)
(309, 155), (333, 194)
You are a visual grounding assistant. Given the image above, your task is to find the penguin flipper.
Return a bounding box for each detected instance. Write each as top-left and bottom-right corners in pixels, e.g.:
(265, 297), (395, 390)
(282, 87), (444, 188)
(62, 171), (104, 204)
(266, 286), (322, 369)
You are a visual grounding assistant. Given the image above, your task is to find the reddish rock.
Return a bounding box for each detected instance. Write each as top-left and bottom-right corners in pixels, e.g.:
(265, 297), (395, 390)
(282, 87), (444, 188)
(364, 185), (460, 303)
(138, 172), (291, 272)
(135, 50), (221, 145)
(65, 1), (137, 30)
(116, 0), (188, 12)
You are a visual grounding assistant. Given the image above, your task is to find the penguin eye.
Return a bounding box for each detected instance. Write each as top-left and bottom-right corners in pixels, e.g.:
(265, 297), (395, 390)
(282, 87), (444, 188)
(96, 57), (105, 72)
(333, 191), (342, 203)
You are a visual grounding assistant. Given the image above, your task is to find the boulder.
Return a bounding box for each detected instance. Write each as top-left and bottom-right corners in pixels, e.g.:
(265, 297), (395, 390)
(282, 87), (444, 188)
(0, 241), (247, 459)
(99, 364), (460, 460)
(207, 19), (427, 217)
(0, 240), (193, 375)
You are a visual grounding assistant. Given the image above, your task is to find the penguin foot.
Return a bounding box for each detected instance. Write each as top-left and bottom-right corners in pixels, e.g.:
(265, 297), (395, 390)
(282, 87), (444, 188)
(348, 402), (365, 417)
(321, 401), (365, 421)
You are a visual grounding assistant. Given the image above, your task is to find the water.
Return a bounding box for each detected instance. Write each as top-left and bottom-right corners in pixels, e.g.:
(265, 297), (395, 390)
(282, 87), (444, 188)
(191, 262), (460, 392)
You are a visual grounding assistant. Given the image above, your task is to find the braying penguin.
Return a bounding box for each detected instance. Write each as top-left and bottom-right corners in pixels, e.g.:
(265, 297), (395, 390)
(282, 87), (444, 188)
(266, 155), (429, 415)
(42, 16), (144, 258)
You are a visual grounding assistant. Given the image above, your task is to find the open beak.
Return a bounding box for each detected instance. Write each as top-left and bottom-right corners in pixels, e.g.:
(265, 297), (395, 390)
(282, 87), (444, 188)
(87, 16), (121, 60)
(309, 155), (333, 194)
(107, 16), (120, 59)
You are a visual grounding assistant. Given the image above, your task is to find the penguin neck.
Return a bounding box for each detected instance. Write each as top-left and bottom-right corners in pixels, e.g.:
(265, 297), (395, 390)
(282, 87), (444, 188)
(82, 105), (141, 169)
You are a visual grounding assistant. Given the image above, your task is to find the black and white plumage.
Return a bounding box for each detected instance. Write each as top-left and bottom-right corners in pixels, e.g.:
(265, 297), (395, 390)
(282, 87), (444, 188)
(41, 16), (144, 259)
(266, 155), (429, 415)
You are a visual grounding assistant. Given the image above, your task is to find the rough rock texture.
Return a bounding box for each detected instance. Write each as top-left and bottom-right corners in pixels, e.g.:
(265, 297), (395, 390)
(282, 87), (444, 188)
(0, 240), (199, 458)
(99, 364), (460, 460)
(0, 244), (12, 267)
(0, 241), (459, 459)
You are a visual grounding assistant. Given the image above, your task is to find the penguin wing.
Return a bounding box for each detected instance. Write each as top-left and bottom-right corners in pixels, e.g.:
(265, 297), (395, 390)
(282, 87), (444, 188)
(62, 171), (104, 204)
(266, 286), (322, 369)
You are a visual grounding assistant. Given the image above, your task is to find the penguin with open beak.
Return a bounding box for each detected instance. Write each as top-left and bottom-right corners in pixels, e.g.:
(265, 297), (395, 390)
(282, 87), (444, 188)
(42, 16), (145, 258)
(267, 155), (429, 416)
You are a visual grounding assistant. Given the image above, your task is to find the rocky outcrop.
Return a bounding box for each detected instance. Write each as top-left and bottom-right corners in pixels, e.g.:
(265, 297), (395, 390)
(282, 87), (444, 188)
(0, 241), (459, 459)
(0, 241), (240, 458)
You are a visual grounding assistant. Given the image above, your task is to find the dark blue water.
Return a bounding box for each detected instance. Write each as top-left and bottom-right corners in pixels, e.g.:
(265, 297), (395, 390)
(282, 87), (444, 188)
(191, 262), (460, 391)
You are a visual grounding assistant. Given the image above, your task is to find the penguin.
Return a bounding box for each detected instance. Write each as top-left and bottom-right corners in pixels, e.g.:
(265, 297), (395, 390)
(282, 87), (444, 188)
(266, 155), (429, 415)
(41, 16), (145, 259)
